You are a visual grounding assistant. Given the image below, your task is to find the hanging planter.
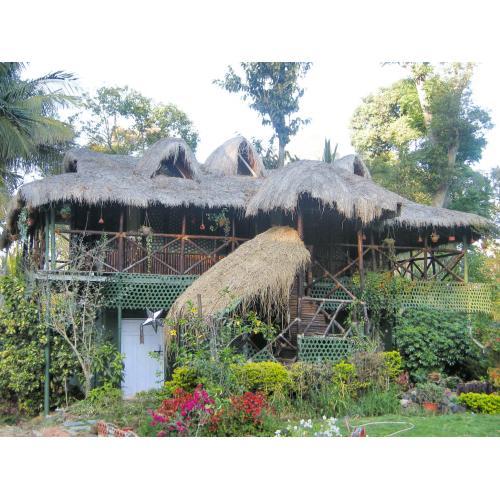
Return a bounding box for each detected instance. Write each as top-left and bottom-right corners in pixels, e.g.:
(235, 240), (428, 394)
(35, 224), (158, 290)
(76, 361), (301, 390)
(60, 205), (71, 220)
(140, 225), (153, 236)
(431, 232), (440, 244)
(448, 235), (456, 242)
(27, 217), (35, 227)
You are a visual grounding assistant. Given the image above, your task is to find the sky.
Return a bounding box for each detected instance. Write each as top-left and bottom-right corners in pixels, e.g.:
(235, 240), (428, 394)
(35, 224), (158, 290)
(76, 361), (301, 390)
(24, 61), (499, 173)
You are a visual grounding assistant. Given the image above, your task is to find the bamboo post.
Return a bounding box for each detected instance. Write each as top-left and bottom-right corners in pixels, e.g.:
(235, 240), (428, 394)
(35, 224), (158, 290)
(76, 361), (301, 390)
(118, 208), (125, 271)
(231, 217), (236, 252)
(370, 231), (376, 272)
(180, 214), (186, 274)
(357, 229), (365, 292)
(423, 236), (428, 279)
(463, 235), (469, 283)
(50, 206), (56, 270)
(44, 210), (50, 271)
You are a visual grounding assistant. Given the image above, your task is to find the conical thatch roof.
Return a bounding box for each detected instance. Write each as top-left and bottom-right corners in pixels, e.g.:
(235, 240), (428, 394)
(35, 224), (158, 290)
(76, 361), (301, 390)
(167, 226), (310, 320)
(135, 137), (201, 179)
(246, 159), (404, 223)
(202, 136), (265, 178)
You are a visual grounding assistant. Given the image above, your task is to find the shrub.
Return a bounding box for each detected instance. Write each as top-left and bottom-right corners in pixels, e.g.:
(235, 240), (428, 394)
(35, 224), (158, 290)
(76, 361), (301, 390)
(456, 380), (493, 395)
(393, 307), (481, 381)
(382, 351), (403, 380)
(210, 392), (275, 436)
(288, 362), (334, 400)
(0, 273), (82, 415)
(232, 361), (291, 397)
(457, 393), (500, 414)
(488, 367), (500, 390)
(164, 366), (203, 394)
(415, 382), (445, 404)
(332, 360), (360, 398)
(149, 386), (216, 436)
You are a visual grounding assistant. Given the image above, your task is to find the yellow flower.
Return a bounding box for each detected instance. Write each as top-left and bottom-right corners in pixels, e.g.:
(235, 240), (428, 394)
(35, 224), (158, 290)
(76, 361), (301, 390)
(169, 329), (177, 336)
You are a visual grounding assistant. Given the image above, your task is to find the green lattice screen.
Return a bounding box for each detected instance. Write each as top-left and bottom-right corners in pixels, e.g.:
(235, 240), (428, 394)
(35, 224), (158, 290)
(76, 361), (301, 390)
(311, 279), (494, 315)
(104, 273), (197, 310)
(298, 336), (355, 363)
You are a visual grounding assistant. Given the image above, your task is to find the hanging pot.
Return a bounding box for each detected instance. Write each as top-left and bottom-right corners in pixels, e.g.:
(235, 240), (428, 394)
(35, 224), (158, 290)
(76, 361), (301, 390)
(199, 223), (206, 231)
(431, 232), (440, 244)
(417, 235), (423, 243)
(27, 217), (34, 227)
(140, 225), (152, 236)
(448, 235), (456, 242)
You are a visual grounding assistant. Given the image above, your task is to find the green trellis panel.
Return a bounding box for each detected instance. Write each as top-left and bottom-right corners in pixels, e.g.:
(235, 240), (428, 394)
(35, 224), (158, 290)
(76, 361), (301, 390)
(311, 279), (494, 315)
(298, 336), (355, 364)
(103, 273), (198, 310)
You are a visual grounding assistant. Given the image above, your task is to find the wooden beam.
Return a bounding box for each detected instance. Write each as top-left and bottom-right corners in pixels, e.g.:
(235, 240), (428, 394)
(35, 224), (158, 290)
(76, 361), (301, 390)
(297, 210), (304, 240)
(180, 214), (186, 274)
(463, 236), (469, 283)
(118, 208), (124, 271)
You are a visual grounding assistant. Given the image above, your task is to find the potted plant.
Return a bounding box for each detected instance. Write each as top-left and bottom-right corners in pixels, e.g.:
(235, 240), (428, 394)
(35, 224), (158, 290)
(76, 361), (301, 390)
(59, 205), (71, 221)
(415, 382), (444, 412)
(140, 225), (153, 236)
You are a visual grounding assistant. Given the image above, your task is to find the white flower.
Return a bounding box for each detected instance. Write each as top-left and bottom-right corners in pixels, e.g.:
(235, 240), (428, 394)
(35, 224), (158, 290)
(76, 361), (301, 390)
(275, 430), (281, 437)
(322, 415), (327, 420)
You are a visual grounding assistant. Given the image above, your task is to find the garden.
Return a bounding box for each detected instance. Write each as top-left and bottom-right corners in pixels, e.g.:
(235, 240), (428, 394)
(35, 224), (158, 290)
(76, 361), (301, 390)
(1, 261), (498, 437)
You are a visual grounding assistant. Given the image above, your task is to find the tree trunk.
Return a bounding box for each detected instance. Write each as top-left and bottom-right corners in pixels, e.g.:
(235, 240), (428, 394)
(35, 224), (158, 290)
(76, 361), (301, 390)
(277, 139), (286, 168)
(432, 182), (450, 207)
(432, 137), (459, 208)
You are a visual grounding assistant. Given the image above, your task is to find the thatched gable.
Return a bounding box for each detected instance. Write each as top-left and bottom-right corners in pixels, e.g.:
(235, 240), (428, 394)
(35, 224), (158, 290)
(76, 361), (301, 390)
(203, 136), (265, 178)
(167, 226), (310, 319)
(135, 138), (201, 179)
(246, 159), (404, 223)
(333, 154), (371, 179)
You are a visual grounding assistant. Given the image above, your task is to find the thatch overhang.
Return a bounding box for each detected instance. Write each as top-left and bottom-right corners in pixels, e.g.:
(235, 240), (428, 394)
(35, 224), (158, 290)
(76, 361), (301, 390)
(331, 154), (371, 179)
(378, 199), (496, 243)
(245, 159), (404, 224)
(202, 136), (266, 178)
(167, 226), (310, 320)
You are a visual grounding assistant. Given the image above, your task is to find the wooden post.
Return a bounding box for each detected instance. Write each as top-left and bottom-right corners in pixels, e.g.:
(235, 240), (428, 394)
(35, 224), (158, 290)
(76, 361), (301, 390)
(118, 208), (125, 272)
(44, 210), (50, 271)
(231, 217), (236, 252)
(297, 210), (304, 240)
(180, 214), (186, 274)
(423, 236), (428, 279)
(463, 235), (469, 283)
(50, 206), (56, 270)
(370, 231), (376, 272)
(357, 229), (365, 292)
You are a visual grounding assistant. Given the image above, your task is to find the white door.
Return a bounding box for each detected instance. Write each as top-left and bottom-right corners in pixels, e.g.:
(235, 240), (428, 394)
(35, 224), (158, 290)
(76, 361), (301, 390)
(121, 319), (164, 397)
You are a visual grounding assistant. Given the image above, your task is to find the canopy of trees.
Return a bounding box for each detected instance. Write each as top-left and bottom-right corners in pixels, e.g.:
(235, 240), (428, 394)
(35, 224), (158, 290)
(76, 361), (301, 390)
(215, 62), (311, 168)
(80, 86), (199, 154)
(350, 63), (495, 218)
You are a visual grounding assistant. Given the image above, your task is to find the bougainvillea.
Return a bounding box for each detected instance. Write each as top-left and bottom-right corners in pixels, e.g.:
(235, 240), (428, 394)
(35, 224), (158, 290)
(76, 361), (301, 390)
(149, 386), (215, 436)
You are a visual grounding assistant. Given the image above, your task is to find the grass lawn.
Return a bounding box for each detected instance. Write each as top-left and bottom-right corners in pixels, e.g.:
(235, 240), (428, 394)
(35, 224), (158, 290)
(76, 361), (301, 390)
(338, 413), (500, 437)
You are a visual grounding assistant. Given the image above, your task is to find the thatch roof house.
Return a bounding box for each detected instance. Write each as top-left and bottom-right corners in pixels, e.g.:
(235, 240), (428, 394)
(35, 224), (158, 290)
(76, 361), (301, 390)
(4, 134), (495, 397)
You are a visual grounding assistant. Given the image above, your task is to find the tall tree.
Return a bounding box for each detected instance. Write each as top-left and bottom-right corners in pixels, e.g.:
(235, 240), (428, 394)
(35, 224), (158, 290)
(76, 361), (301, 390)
(350, 63), (494, 214)
(0, 62), (75, 192)
(80, 86), (199, 154)
(215, 62), (311, 168)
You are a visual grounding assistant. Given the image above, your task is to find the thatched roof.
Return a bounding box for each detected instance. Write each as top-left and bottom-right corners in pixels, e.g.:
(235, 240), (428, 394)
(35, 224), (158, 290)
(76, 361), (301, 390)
(167, 226), (310, 319)
(246, 159), (404, 223)
(135, 138), (201, 179)
(12, 147), (263, 212)
(332, 154), (371, 179)
(202, 136), (266, 178)
(384, 199), (494, 231)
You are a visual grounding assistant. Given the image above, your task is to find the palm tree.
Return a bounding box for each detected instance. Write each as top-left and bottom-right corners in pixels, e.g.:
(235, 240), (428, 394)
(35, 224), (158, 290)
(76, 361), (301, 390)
(0, 62), (76, 192)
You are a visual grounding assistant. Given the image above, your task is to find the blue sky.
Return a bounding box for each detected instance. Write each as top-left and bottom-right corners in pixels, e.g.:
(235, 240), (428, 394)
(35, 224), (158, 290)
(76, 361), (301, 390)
(24, 61), (499, 174)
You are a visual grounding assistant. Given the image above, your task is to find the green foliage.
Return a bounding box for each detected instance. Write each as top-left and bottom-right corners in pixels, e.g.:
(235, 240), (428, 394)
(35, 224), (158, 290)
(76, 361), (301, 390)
(0, 273), (82, 415)
(350, 386), (401, 417)
(232, 361), (291, 397)
(415, 382), (445, 404)
(382, 351), (404, 380)
(215, 62), (311, 167)
(393, 307), (481, 381)
(86, 383), (122, 406)
(80, 86), (199, 154)
(164, 366), (203, 394)
(0, 62), (76, 192)
(332, 360), (359, 398)
(91, 343), (125, 388)
(288, 362), (334, 400)
(350, 63), (495, 212)
(322, 139), (338, 163)
(457, 392), (500, 414)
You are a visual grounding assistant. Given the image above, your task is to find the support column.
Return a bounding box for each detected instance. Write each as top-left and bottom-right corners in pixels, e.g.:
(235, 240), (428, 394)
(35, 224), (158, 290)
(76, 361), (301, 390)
(463, 235), (469, 283)
(44, 210), (50, 271)
(370, 231), (376, 272)
(118, 209), (125, 271)
(180, 214), (186, 274)
(50, 205), (56, 270)
(357, 229), (365, 292)
(117, 306), (123, 353)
